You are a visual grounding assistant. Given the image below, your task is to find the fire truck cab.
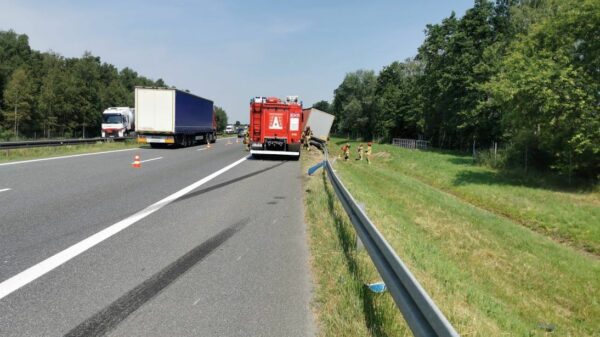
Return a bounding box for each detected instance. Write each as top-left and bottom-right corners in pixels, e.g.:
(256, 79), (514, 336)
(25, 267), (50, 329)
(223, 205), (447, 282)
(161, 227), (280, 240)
(249, 96), (303, 158)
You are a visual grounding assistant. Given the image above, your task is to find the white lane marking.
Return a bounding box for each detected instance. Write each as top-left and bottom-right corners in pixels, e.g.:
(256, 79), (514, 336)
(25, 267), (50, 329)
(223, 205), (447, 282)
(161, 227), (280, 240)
(193, 298), (202, 306)
(0, 156), (249, 300)
(137, 157), (162, 164)
(0, 148), (138, 167)
(0, 188), (11, 193)
(197, 148), (206, 151)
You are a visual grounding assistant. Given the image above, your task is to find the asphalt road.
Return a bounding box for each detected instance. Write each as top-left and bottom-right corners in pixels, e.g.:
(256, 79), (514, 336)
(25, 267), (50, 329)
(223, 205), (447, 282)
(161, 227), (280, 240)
(0, 138), (314, 337)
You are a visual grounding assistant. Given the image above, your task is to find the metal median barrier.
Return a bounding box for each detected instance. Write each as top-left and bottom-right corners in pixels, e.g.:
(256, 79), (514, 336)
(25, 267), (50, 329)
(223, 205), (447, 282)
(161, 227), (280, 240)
(311, 138), (460, 337)
(0, 137), (133, 150)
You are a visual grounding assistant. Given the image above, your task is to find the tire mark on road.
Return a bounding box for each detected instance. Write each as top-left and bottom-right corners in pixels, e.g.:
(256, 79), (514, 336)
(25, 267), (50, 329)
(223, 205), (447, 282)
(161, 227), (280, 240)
(175, 161), (286, 203)
(64, 218), (248, 337)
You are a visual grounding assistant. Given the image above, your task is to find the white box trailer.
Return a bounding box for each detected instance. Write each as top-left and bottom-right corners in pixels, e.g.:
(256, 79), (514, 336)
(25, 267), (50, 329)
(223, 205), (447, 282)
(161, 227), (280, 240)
(135, 87), (216, 147)
(302, 108), (335, 142)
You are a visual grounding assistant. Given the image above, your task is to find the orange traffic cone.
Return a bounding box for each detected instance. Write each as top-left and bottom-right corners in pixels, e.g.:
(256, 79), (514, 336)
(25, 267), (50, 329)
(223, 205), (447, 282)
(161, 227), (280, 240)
(132, 155), (141, 168)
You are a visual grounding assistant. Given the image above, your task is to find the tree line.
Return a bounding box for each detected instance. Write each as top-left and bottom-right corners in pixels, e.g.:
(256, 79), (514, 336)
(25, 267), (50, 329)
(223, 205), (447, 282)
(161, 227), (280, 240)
(321, 0), (598, 179)
(0, 30), (229, 139)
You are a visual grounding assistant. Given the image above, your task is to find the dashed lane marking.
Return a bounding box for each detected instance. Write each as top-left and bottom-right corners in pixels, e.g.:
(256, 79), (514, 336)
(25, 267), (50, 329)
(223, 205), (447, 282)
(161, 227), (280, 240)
(137, 157), (162, 164)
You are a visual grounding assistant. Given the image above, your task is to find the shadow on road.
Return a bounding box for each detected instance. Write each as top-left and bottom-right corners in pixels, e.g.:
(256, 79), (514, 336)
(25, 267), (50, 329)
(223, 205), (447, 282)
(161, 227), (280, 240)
(174, 161), (287, 203)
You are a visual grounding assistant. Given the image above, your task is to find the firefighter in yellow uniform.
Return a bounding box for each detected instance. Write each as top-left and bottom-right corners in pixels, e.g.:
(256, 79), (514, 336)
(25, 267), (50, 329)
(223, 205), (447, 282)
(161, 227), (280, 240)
(343, 143), (351, 161)
(356, 144), (364, 161)
(244, 131), (250, 151)
(366, 142), (372, 164)
(303, 126), (312, 151)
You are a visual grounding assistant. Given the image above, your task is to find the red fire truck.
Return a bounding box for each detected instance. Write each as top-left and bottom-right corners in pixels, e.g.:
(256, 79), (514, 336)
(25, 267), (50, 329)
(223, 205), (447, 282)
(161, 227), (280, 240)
(249, 96), (303, 158)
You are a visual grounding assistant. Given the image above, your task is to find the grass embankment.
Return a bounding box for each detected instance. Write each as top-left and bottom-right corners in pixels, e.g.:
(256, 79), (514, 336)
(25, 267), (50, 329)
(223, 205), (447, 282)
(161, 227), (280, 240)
(0, 140), (140, 163)
(303, 141), (599, 336)
(373, 143), (599, 255)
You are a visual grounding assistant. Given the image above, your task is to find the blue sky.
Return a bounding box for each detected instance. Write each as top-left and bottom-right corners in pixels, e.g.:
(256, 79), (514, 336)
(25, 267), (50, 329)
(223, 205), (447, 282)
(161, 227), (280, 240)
(0, 0), (474, 123)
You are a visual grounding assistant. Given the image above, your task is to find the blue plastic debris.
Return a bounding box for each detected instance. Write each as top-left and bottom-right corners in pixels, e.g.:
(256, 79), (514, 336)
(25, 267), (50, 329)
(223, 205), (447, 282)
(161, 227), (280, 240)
(366, 281), (387, 293)
(308, 161), (325, 176)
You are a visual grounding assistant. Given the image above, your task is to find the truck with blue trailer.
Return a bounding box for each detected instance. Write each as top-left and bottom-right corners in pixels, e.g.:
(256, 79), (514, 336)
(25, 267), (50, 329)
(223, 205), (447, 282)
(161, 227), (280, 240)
(135, 87), (216, 148)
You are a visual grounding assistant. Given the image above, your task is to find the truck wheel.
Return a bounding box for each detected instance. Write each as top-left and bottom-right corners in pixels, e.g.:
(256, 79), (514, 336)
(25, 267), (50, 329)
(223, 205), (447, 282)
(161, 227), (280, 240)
(176, 135), (186, 147)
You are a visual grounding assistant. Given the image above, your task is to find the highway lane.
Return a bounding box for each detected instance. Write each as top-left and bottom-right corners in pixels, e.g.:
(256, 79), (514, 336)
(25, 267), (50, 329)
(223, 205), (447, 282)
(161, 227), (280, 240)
(0, 139), (314, 336)
(0, 140), (244, 281)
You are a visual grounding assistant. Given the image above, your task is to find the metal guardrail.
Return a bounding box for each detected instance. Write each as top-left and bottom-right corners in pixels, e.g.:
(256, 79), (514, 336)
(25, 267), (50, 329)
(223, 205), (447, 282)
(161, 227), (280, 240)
(393, 138), (430, 150)
(311, 138), (460, 337)
(0, 137), (133, 150)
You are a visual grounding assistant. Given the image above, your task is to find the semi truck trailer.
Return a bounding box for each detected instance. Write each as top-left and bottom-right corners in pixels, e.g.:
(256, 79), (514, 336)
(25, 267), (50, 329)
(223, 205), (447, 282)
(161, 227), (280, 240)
(249, 96), (302, 158)
(135, 87), (216, 148)
(302, 107), (335, 142)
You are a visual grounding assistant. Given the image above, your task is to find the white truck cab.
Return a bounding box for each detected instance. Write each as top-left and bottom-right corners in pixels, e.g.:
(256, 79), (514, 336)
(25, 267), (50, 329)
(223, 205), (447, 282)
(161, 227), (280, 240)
(102, 107), (135, 137)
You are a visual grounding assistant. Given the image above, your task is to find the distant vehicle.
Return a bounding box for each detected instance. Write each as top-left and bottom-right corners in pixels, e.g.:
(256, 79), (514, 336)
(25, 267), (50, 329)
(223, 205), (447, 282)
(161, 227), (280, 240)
(225, 125), (235, 134)
(302, 108), (335, 142)
(249, 96), (302, 158)
(101, 107), (135, 138)
(237, 128), (245, 138)
(135, 87), (216, 148)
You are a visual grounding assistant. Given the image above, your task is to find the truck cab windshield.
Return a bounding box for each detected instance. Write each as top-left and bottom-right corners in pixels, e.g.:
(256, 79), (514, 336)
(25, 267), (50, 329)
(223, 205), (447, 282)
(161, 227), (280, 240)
(103, 114), (123, 124)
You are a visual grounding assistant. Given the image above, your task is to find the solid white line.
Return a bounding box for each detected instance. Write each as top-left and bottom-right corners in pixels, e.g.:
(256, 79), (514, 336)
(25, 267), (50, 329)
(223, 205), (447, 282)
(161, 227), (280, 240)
(0, 156), (248, 300)
(197, 148), (206, 151)
(0, 188), (11, 193)
(138, 157), (162, 163)
(0, 148), (138, 167)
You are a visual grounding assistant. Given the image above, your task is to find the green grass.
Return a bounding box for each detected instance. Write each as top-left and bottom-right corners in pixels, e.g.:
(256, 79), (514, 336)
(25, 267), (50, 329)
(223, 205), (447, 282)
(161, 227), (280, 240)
(0, 140), (140, 163)
(332, 139), (600, 255)
(303, 141), (599, 336)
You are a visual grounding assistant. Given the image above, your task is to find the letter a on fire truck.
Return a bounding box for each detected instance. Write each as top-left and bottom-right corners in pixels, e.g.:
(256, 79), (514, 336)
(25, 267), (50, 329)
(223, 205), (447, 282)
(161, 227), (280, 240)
(270, 115), (283, 130)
